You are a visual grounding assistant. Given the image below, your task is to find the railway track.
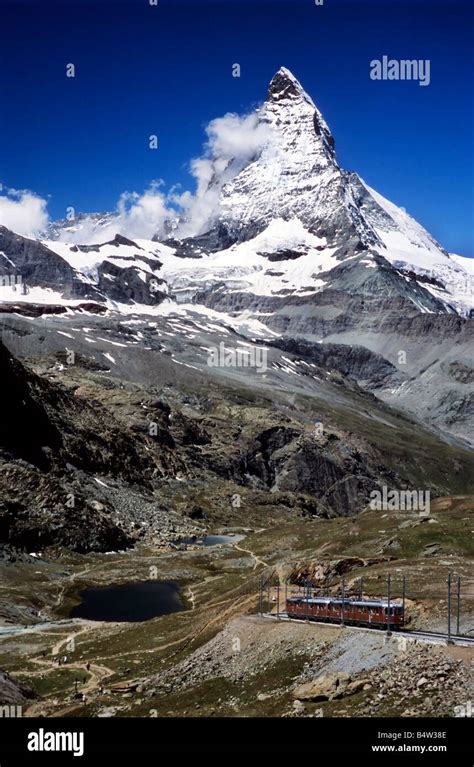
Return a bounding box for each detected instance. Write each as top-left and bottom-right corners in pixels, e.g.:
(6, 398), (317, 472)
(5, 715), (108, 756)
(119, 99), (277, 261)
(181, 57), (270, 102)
(263, 613), (474, 647)
(398, 629), (474, 646)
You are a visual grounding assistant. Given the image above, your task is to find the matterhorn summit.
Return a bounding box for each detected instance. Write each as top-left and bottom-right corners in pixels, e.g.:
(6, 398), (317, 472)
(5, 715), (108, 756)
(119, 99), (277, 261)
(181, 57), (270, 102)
(171, 67), (471, 320)
(216, 66), (346, 243)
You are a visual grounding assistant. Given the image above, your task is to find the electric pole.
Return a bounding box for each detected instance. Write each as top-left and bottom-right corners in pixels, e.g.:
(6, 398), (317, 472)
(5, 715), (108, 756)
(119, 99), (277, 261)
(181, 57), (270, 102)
(456, 576), (461, 636)
(340, 576), (345, 626)
(387, 574), (391, 635)
(447, 572), (452, 644)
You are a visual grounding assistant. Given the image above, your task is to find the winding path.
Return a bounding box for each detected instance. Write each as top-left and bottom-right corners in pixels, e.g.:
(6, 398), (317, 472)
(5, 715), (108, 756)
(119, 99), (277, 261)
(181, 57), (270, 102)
(233, 542), (268, 569)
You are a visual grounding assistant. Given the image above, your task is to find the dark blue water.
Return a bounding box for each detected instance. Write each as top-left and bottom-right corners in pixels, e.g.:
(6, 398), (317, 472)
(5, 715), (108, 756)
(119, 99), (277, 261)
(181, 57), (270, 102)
(70, 580), (183, 622)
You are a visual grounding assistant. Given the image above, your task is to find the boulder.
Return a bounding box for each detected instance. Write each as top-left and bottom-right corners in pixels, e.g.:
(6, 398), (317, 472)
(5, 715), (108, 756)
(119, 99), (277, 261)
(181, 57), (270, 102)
(292, 672), (351, 702)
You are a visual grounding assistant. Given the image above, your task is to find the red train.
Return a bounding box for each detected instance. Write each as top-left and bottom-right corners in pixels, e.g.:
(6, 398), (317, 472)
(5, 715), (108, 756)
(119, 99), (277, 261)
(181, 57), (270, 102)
(286, 596), (405, 629)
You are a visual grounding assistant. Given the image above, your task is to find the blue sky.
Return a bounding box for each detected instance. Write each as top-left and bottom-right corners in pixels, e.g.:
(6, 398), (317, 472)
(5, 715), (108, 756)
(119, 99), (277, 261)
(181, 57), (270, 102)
(0, 0), (473, 255)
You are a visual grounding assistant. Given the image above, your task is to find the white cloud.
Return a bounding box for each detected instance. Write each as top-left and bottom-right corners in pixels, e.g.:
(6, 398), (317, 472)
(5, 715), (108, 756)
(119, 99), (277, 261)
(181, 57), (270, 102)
(0, 186), (49, 237)
(58, 182), (171, 244)
(116, 183), (170, 239)
(173, 112), (271, 237)
(2, 108), (271, 244)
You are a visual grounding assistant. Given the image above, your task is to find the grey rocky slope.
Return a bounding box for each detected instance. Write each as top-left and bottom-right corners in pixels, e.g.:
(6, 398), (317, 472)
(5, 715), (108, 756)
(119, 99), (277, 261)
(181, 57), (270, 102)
(1, 305), (473, 556)
(0, 669), (36, 705)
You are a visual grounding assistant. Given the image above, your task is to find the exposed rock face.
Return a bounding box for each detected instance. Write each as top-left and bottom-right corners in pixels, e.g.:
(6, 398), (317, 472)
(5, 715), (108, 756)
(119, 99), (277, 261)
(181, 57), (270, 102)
(0, 670), (36, 705)
(0, 472), (131, 553)
(271, 337), (404, 389)
(0, 339), (163, 552)
(261, 440), (377, 518)
(0, 340), (154, 481)
(292, 672), (366, 702)
(445, 361), (474, 384)
(0, 338), (62, 470)
(0, 225), (101, 301)
(289, 558), (382, 586)
(0, 226), (168, 306)
(97, 259), (166, 304)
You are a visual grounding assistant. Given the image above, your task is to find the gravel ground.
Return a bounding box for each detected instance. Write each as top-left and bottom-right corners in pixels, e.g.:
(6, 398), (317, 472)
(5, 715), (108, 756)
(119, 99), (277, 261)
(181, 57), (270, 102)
(143, 616), (473, 717)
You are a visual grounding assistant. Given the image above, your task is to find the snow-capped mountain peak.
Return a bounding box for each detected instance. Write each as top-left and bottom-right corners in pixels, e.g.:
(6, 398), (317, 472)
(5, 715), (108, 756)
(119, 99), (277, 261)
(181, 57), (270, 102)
(266, 66), (336, 160)
(216, 68), (344, 244)
(267, 66), (312, 100)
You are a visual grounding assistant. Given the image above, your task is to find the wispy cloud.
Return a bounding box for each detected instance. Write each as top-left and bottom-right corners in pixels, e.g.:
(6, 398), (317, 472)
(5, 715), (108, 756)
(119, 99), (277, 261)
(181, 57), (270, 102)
(0, 185), (49, 238)
(57, 182), (170, 244)
(172, 112), (271, 237)
(2, 108), (271, 244)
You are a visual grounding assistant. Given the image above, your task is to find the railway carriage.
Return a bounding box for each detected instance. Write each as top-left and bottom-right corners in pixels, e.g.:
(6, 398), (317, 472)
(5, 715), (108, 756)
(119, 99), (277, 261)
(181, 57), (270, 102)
(285, 596), (404, 629)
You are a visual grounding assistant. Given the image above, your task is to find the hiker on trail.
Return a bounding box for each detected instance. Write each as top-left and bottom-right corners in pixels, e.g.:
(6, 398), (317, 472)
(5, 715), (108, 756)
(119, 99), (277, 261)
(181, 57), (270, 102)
(86, 662), (90, 671)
